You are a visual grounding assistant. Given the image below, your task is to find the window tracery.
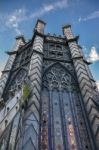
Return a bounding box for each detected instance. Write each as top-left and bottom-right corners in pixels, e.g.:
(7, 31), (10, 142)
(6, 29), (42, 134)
(4, 69), (27, 100)
(44, 43), (71, 60)
(13, 47), (32, 70)
(3, 45), (32, 101)
(41, 63), (91, 149)
(43, 63), (77, 92)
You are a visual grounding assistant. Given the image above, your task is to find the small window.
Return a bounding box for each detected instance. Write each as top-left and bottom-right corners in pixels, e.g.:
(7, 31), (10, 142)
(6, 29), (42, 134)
(85, 145), (88, 149)
(16, 106), (18, 110)
(80, 121), (83, 126)
(7, 107), (10, 112)
(5, 120), (8, 126)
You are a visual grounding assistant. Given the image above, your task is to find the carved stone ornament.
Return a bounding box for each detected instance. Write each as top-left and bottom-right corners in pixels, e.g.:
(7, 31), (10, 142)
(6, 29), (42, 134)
(43, 63), (78, 91)
(46, 36), (65, 43)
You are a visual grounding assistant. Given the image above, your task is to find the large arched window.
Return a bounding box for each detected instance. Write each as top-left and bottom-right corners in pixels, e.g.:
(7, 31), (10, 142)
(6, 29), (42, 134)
(40, 63), (92, 150)
(4, 68), (27, 101)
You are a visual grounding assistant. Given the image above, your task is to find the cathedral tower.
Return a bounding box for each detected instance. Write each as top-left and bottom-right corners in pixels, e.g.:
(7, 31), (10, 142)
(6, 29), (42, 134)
(0, 20), (99, 150)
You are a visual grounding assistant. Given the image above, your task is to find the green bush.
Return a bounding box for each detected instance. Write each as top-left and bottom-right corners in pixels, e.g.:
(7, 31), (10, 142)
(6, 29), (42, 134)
(23, 84), (30, 101)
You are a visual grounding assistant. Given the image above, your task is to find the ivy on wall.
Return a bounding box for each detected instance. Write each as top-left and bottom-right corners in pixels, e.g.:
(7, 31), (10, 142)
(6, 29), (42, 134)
(19, 83), (30, 109)
(23, 84), (30, 101)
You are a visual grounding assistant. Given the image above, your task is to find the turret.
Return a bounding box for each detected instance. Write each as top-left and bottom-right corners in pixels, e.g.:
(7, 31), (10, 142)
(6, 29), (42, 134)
(34, 19), (46, 34)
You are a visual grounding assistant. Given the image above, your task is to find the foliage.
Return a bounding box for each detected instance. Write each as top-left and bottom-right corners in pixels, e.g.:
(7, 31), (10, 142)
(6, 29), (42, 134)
(9, 143), (12, 150)
(23, 84), (30, 101)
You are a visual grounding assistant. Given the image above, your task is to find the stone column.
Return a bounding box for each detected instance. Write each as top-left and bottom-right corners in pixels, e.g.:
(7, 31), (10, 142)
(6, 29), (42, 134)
(0, 36), (25, 99)
(63, 25), (99, 149)
(23, 20), (46, 149)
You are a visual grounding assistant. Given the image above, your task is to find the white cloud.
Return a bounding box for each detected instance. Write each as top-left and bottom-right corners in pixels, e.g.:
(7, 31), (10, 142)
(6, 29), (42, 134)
(81, 45), (91, 59)
(96, 81), (99, 91)
(78, 10), (99, 22)
(0, 0), (68, 35)
(88, 46), (99, 62)
(5, 8), (27, 34)
(0, 71), (2, 78)
(78, 17), (82, 22)
(30, 0), (68, 18)
(30, 5), (54, 18)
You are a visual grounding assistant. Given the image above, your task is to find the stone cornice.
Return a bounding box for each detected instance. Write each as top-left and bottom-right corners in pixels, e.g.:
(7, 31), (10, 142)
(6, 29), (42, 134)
(16, 35), (26, 43)
(72, 56), (92, 65)
(5, 40), (32, 56)
(44, 35), (66, 45)
(72, 56), (83, 60)
(5, 51), (17, 55)
(83, 59), (92, 65)
(33, 49), (44, 56)
(67, 36), (79, 43)
(35, 19), (46, 27)
(62, 24), (71, 30)
(2, 70), (10, 73)
(43, 57), (72, 63)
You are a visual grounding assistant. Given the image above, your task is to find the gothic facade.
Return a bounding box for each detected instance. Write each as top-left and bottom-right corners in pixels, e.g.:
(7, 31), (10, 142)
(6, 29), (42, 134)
(0, 20), (99, 150)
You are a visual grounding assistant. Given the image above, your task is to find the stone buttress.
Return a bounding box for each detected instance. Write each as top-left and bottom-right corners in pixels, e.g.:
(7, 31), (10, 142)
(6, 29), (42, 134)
(63, 25), (99, 149)
(16, 20), (46, 150)
(0, 36), (25, 99)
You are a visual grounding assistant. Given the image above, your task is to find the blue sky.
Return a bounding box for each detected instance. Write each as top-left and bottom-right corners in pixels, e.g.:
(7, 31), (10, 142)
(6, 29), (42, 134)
(0, 0), (99, 87)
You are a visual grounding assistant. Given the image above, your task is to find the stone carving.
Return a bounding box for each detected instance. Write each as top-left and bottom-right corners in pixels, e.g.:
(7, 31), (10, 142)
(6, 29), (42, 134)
(44, 43), (71, 60)
(46, 36), (66, 43)
(43, 63), (77, 91)
(92, 93), (99, 108)
(4, 69), (27, 101)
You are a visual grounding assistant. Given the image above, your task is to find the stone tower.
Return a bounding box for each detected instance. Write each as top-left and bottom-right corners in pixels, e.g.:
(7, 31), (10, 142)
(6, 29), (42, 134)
(0, 20), (99, 150)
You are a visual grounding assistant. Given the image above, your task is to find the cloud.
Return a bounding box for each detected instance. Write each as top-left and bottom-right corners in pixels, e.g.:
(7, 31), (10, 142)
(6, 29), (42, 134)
(88, 46), (99, 62)
(30, 0), (68, 18)
(0, 0), (68, 35)
(78, 17), (82, 22)
(30, 5), (54, 18)
(0, 8), (27, 35)
(78, 10), (99, 22)
(82, 45), (89, 57)
(96, 81), (99, 91)
(5, 8), (27, 34)
(0, 71), (2, 78)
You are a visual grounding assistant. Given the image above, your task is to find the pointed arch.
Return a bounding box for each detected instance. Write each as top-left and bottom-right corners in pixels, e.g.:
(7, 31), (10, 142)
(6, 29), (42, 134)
(42, 62), (78, 91)
(3, 66), (28, 100)
(43, 62), (77, 82)
(9, 66), (28, 85)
